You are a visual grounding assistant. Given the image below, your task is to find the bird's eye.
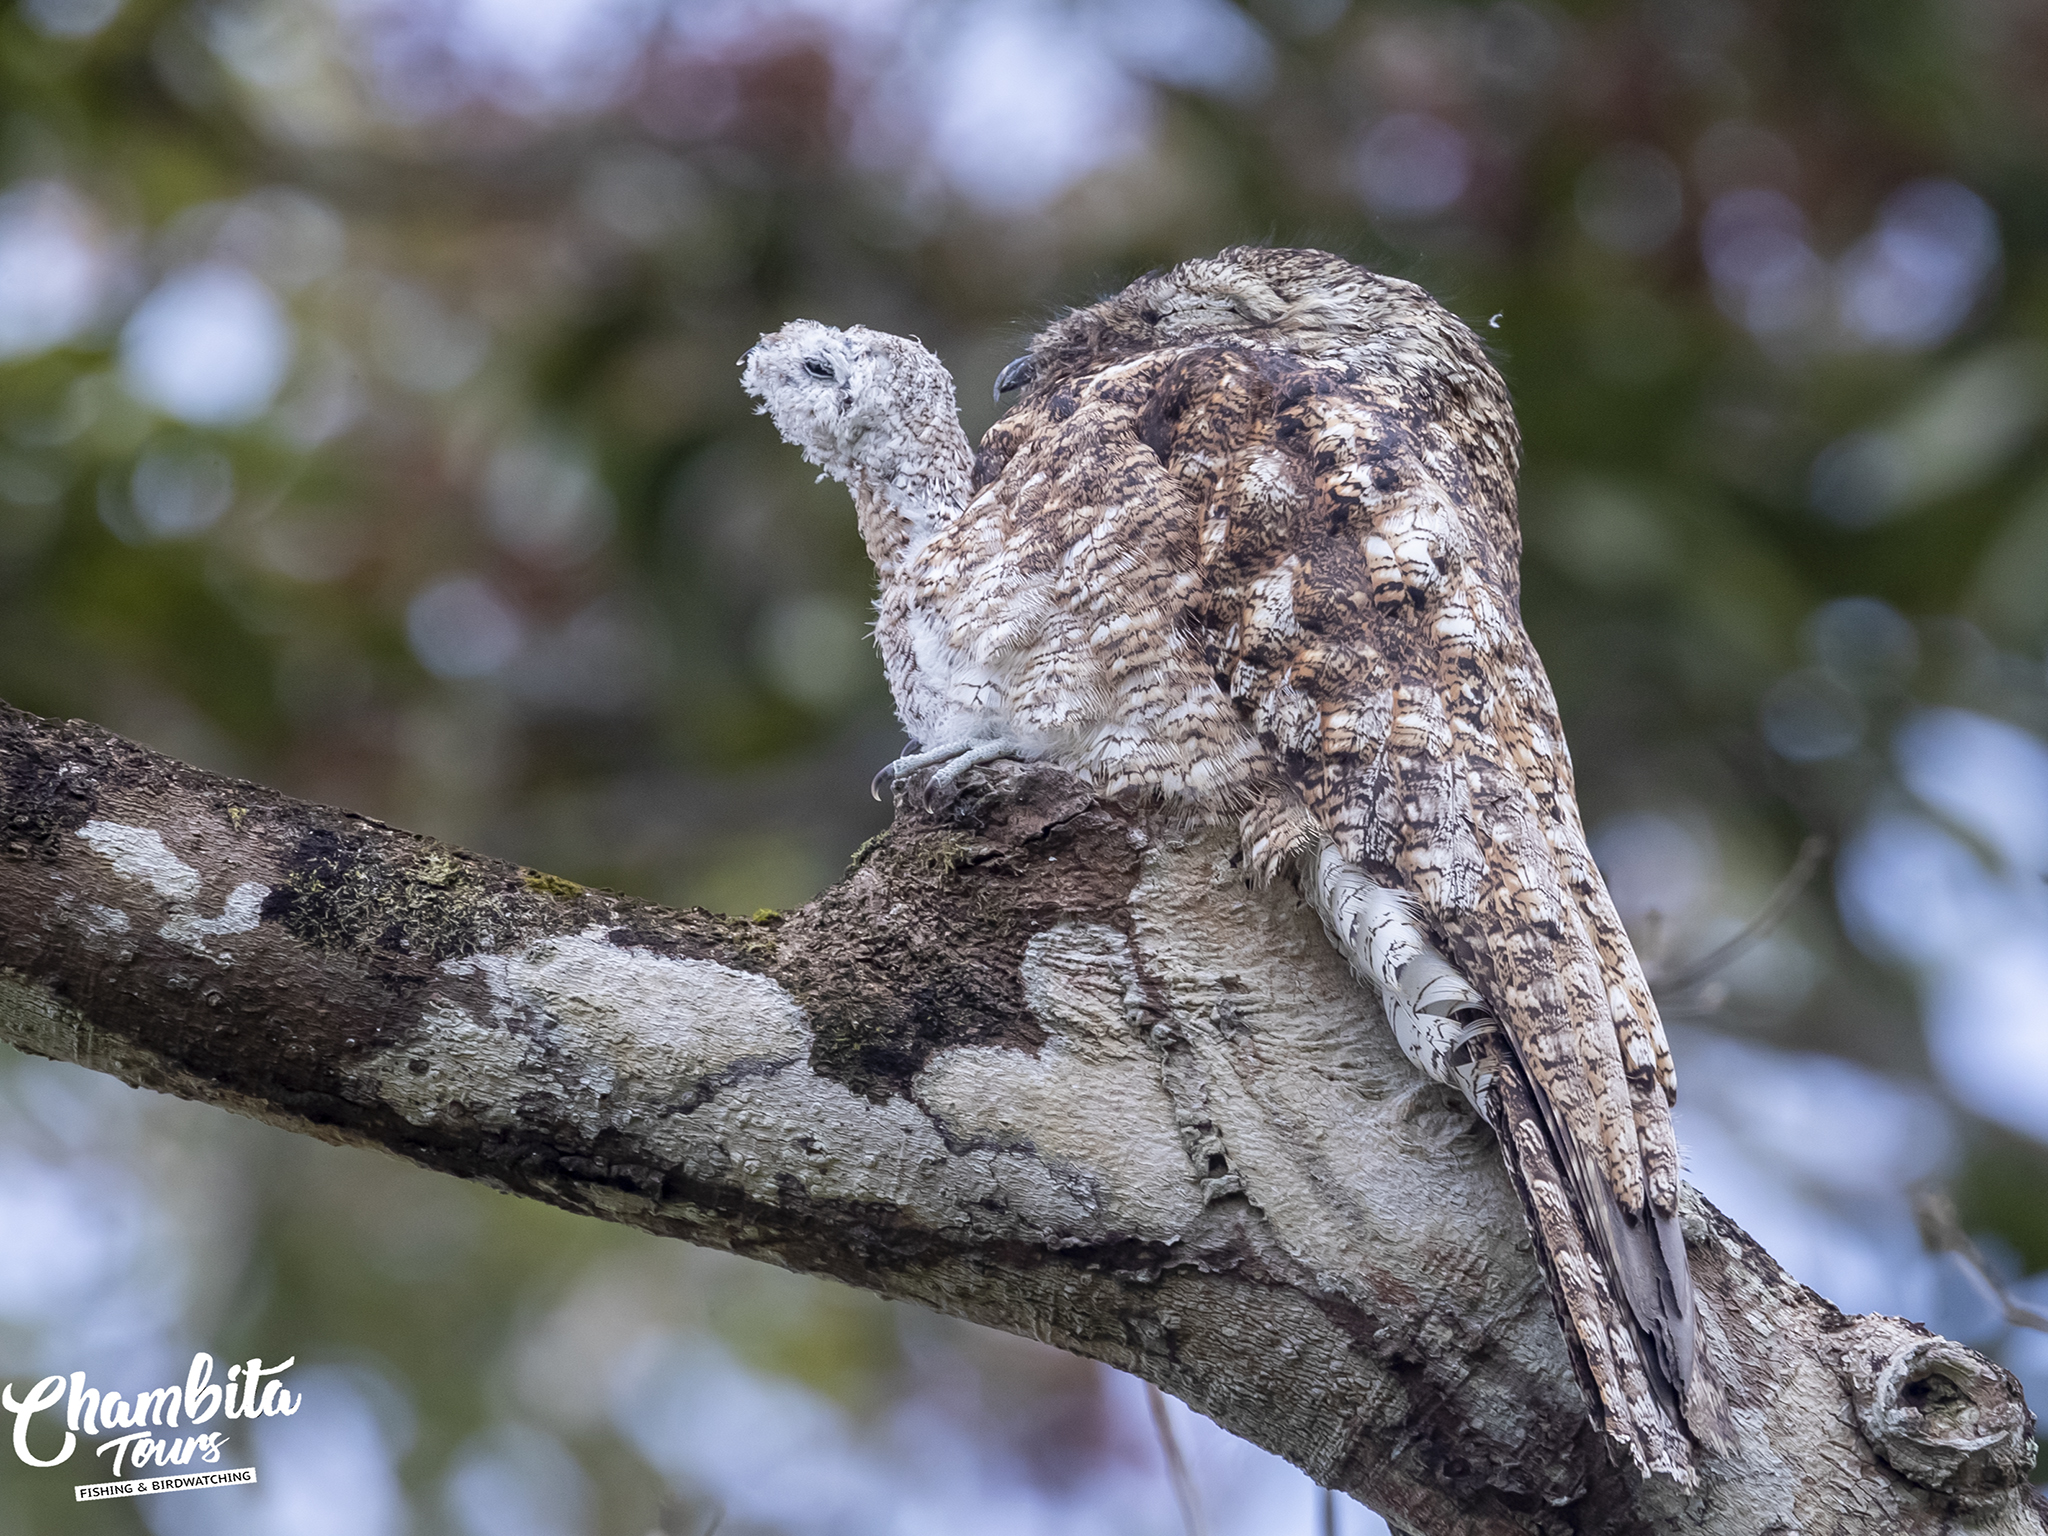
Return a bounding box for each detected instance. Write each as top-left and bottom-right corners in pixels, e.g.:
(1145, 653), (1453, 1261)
(802, 357), (836, 381)
(1140, 308), (1161, 325)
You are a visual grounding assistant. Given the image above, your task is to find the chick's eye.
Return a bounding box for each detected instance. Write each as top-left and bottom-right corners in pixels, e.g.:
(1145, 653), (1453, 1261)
(1139, 308), (1160, 325)
(802, 357), (836, 381)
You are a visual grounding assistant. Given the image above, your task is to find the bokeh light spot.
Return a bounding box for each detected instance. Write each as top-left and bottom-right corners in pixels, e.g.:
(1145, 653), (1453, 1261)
(1701, 188), (1825, 336)
(1837, 812), (2013, 968)
(1091, 0), (1274, 97)
(1759, 668), (1865, 761)
(483, 435), (616, 566)
(1928, 936), (2048, 1146)
(0, 181), (117, 361)
(407, 575), (525, 679)
(444, 1422), (592, 1536)
(120, 263), (294, 425)
(1353, 113), (1471, 219)
(1838, 180), (1999, 350)
(925, 3), (1150, 213)
(1896, 708), (2048, 873)
(130, 442), (236, 539)
(368, 279), (490, 395)
(215, 187), (349, 292)
(1805, 597), (1917, 692)
(21, 0), (123, 38)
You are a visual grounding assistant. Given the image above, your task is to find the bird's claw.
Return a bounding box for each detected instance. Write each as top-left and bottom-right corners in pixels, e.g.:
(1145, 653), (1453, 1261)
(870, 738), (1027, 806)
(870, 741), (946, 802)
(926, 739), (1027, 799)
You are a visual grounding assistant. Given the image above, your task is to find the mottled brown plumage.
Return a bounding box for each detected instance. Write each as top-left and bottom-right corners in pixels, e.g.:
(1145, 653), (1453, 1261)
(742, 247), (1720, 1482)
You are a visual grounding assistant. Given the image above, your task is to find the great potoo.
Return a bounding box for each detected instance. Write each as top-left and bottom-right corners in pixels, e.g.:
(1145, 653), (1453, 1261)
(741, 247), (1722, 1483)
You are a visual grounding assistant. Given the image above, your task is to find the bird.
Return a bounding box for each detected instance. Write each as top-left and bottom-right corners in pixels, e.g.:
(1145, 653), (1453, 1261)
(740, 246), (1720, 1483)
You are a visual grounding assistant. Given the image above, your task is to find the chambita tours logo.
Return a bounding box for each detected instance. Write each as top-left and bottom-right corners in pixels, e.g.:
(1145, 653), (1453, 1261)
(2, 1352), (298, 1502)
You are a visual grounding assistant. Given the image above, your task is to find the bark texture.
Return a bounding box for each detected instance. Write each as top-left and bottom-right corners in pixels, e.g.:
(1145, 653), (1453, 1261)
(0, 701), (2039, 1536)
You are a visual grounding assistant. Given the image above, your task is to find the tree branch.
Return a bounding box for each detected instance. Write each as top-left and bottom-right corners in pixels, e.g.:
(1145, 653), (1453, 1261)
(0, 701), (2038, 1535)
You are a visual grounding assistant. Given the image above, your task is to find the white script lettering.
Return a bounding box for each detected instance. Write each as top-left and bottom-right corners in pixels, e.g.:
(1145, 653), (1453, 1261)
(2, 1376), (73, 1468)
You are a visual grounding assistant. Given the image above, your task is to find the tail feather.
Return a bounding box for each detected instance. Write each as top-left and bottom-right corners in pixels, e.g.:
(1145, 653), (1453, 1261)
(1302, 838), (1715, 1482)
(1474, 1031), (1698, 1482)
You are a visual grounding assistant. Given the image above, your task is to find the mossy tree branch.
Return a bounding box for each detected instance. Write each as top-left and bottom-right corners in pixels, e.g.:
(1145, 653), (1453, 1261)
(0, 701), (2039, 1536)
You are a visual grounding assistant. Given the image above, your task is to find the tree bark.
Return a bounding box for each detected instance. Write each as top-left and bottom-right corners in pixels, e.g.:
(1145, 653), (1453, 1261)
(0, 700), (2038, 1535)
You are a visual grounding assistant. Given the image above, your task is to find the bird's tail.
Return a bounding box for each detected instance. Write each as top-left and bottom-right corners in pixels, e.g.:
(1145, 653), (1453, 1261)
(1466, 1029), (1704, 1482)
(1302, 839), (1718, 1483)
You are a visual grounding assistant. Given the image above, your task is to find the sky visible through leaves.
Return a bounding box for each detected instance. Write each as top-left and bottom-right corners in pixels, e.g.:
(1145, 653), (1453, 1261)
(1, 0), (2046, 1531)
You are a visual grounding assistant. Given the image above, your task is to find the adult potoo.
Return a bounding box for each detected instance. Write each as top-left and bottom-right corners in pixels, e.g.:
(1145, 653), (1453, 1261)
(741, 247), (1718, 1482)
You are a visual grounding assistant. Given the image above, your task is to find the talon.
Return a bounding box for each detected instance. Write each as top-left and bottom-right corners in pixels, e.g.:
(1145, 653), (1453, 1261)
(871, 740), (923, 801)
(869, 739), (977, 802)
(868, 738), (1028, 806)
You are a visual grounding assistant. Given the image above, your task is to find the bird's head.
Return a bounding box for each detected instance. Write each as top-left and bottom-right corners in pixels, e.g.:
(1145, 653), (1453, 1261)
(997, 246), (1499, 407)
(741, 320), (963, 487)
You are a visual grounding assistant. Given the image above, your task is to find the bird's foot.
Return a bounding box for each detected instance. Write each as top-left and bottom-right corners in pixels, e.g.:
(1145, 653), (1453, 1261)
(870, 738), (1029, 806)
(871, 741), (931, 801)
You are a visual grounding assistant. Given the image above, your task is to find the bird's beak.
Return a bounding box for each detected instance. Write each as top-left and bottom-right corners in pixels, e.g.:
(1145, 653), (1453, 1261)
(993, 354), (1035, 402)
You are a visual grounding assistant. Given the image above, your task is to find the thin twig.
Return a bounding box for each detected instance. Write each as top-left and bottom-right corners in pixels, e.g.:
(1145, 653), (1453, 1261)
(1912, 1184), (2048, 1334)
(1321, 1483), (1338, 1536)
(1147, 1382), (1211, 1536)
(1656, 835), (1830, 995)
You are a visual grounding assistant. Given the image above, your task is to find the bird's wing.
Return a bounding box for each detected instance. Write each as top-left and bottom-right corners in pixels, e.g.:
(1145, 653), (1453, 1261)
(1080, 340), (1708, 1449)
(1129, 342), (1678, 1202)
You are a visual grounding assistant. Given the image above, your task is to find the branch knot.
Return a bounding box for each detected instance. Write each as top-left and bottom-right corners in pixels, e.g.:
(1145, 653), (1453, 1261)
(1843, 1319), (2038, 1511)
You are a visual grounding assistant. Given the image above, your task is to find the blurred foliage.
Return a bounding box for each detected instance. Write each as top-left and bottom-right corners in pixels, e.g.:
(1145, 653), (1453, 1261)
(3, 0), (2048, 1528)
